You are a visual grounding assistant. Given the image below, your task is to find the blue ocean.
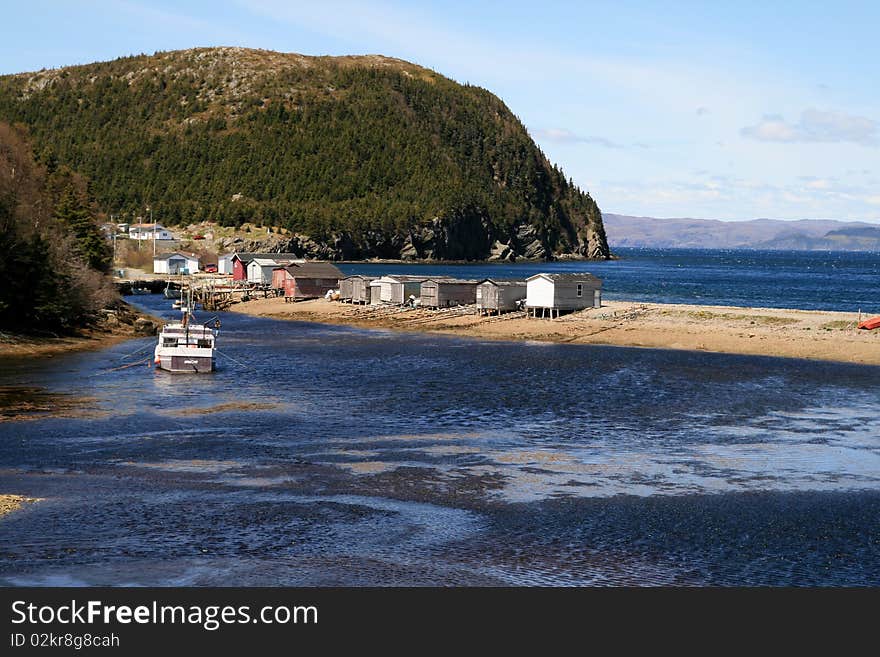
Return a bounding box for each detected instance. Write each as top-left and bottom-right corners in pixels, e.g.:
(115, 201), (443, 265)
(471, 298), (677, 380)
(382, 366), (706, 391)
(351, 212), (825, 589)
(339, 248), (880, 312)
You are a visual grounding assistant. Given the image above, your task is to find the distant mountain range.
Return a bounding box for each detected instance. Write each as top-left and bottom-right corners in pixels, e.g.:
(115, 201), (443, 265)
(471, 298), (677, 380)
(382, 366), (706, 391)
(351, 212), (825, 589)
(604, 214), (880, 251)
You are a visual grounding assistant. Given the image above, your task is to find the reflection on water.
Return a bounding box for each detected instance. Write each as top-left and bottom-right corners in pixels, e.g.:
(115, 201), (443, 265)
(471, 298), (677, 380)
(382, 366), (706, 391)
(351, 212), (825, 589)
(0, 294), (878, 586)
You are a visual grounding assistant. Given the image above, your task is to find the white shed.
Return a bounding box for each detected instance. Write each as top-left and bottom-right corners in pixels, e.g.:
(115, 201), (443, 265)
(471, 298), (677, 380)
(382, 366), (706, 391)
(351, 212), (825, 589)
(373, 275), (428, 304)
(247, 258), (280, 284)
(217, 254), (235, 275)
(525, 273), (602, 318)
(153, 252), (200, 275)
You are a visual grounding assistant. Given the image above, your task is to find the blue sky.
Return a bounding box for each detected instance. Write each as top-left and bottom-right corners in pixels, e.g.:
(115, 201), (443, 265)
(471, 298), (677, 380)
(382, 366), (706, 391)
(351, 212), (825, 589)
(3, 1), (878, 222)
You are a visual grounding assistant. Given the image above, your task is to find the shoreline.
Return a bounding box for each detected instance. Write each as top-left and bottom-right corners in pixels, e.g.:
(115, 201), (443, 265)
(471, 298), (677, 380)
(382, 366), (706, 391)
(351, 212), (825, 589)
(228, 297), (880, 366)
(0, 303), (162, 360)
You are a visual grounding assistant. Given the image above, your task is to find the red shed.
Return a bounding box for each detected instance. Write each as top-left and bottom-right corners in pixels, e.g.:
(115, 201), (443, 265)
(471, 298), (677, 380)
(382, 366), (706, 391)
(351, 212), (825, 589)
(271, 266), (288, 291)
(231, 254), (250, 281)
(229, 252), (303, 281)
(276, 262), (343, 300)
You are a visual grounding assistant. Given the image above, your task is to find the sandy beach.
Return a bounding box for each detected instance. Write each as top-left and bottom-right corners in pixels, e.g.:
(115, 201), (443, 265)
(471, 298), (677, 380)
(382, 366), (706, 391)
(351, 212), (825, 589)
(229, 297), (880, 366)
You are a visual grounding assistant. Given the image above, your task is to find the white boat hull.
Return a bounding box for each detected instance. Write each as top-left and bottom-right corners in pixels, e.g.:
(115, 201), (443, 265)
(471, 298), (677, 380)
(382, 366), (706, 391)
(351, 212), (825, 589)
(154, 346), (215, 373)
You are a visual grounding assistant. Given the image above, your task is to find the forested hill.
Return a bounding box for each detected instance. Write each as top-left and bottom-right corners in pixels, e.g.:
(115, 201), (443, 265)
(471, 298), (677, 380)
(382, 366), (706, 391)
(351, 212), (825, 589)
(0, 47), (609, 261)
(0, 122), (117, 333)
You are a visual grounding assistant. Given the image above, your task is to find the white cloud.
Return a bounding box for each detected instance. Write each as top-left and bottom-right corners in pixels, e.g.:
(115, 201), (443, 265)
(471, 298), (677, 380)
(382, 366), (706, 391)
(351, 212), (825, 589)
(741, 109), (878, 146)
(594, 175), (880, 221)
(533, 128), (621, 148)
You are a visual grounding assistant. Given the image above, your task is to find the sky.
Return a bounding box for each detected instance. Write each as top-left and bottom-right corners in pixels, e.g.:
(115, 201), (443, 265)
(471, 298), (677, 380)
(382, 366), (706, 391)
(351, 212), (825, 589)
(2, 1), (878, 222)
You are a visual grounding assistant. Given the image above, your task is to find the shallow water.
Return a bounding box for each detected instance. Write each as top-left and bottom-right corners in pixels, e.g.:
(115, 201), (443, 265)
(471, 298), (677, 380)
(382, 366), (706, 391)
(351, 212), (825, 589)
(0, 294), (878, 586)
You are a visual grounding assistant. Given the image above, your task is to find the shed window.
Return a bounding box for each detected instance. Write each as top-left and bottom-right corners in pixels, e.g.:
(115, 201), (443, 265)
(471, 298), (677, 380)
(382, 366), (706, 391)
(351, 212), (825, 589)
(576, 284), (583, 297)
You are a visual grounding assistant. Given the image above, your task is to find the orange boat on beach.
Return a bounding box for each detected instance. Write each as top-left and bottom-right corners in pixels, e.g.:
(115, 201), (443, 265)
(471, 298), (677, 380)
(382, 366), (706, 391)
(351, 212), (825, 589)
(857, 316), (880, 330)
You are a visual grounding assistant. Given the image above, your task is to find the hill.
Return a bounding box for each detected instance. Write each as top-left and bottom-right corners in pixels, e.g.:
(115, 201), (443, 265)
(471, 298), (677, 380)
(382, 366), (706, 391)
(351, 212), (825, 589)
(0, 47), (609, 261)
(604, 214), (880, 251)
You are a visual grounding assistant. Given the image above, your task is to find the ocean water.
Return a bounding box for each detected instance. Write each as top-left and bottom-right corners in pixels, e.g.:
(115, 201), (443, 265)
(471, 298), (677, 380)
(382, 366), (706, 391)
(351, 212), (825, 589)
(0, 289), (878, 586)
(339, 248), (880, 312)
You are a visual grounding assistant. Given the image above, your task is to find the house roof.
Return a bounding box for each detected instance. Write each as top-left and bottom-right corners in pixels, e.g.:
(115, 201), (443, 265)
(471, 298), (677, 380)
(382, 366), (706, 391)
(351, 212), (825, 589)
(130, 223), (169, 230)
(526, 273), (602, 284)
(250, 258), (280, 267)
(281, 262), (343, 279)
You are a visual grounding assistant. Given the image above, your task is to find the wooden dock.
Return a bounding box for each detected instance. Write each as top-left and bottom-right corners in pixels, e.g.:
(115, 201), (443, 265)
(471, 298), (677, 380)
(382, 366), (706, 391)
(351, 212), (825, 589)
(116, 275), (274, 310)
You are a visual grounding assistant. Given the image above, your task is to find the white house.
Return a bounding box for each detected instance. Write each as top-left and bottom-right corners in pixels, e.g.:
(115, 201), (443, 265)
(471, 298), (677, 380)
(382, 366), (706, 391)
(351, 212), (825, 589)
(153, 252), (200, 275)
(130, 223), (174, 240)
(525, 273), (602, 318)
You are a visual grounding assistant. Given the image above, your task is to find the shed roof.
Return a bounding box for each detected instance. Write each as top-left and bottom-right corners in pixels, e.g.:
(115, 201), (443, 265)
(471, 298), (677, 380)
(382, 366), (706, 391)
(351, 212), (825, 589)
(153, 251), (199, 261)
(423, 278), (480, 285)
(281, 262), (344, 279)
(251, 258), (279, 267)
(478, 278), (527, 286)
(376, 275), (431, 284)
(526, 273), (602, 284)
(230, 252), (304, 264)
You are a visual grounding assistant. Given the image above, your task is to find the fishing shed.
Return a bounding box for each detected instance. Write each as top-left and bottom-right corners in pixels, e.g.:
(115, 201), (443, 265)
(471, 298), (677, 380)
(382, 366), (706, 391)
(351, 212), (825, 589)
(153, 252), (200, 275)
(525, 273), (602, 318)
(248, 258), (283, 285)
(476, 279), (527, 315)
(420, 279), (479, 308)
(217, 254), (234, 275)
(231, 253), (303, 281)
(374, 275), (429, 305)
(369, 279), (383, 305)
(339, 275), (376, 304)
(276, 262), (343, 300)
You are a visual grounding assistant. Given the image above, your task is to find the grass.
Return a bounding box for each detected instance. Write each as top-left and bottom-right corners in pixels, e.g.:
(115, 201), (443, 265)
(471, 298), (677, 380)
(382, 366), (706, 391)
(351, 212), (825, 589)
(686, 311), (799, 326)
(819, 320), (855, 331)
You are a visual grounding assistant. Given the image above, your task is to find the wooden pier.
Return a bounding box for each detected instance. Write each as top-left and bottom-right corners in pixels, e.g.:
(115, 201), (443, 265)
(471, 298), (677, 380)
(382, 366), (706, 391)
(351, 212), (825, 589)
(116, 274), (273, 310)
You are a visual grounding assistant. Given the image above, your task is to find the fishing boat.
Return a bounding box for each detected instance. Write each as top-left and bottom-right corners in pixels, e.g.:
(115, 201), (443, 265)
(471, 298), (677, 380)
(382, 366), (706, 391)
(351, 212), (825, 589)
(154, 291), (220, 373)
(857, 316), (880, 330)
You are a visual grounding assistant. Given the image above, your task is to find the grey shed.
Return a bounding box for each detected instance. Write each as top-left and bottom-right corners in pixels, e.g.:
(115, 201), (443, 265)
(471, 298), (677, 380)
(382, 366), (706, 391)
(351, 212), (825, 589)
(340, 275), (376, 304)
(420, 279), (479, 308)
(476, 279), (527, 314)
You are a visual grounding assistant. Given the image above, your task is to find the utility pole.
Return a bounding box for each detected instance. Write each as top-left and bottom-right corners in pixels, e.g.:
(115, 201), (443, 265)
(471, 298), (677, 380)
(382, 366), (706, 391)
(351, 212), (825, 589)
(148, 206), (156, 257)
(110, 213), (117, 266)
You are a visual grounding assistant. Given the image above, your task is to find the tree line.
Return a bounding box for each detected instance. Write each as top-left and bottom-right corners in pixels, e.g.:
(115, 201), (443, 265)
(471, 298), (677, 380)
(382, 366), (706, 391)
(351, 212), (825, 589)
(0, 122), (115, 333)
